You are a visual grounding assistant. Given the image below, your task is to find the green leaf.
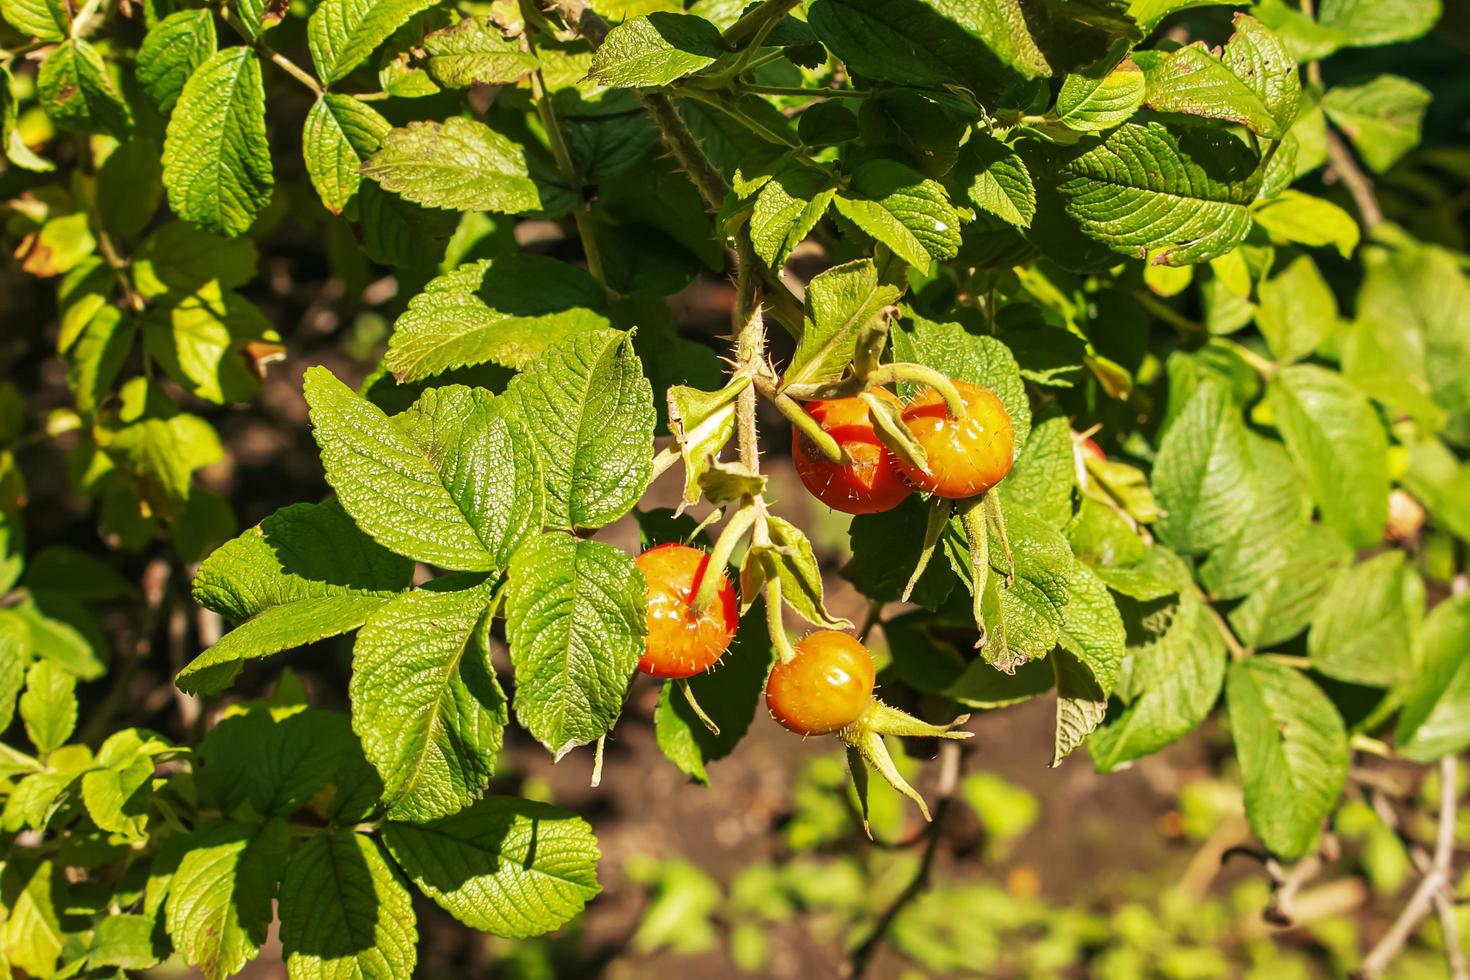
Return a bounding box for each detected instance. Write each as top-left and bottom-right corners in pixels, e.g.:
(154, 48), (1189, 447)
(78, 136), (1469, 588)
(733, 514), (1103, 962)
(1139, 15), (1299, 139)
(362, 117), (540, 214)
(109, 411), (224, 519)
(1055, 57), (1145, 132)
(98, 138), (165, 242)
(506, 329), (655, 530)
(751, 516), (850, 628)
(1000, 416), (1076, 529)
(133, 220), (259, 299)
(386, 256), (610, 382)
(0, 0), (65, 40)
(0, 614), (27, 734)
(807, 0), (1139, 96)
(505, 533), (645, 757)
(1348, 244), (1470, 418)
(303, 94), (391, 215)
(137, 9), (217, 114)
(235, 0), (289, 39)
(1397, 595), (1470, 761)
(37, 39), (132, 141)
(165, 820), (290, 980)
(1152, 381), (1255, 554)
(352, 581), (506, 822)
(1267, 364), (1388, 548)
(7, 589), (107, 679)
(1052, 121), (1260, 265)
(308, 0), (438, 84)
(65, 306), (134, 415)
(162, 47), (273, 237)
(1227, 659), (1348, 859)
(1322, 75), (1430, 174)
(88, 913), (163, 970)
(182, 499), (414, 695)
(19, 659), (74, 756)
(303, 368), (531, 571)
(1090, 585), (1226, 770)
(358, 182), (459, 268)
(1403, 439), (1470, 543)
(785, 259), (901, 389)
(1308, 551), (1422, 688)
(654, 598), (776, 783)
(197, 708), (364, 819)
(964, 134), (1036, 228)
(666, 378), (746, 510)
(1250, 190), (1360, 258)
(1317, 0), (1441, 48)
(748, 159), (835, 269)
(1227, 524), (1350, 648)
(1255, 254), (1337, 362)
(835, 160), (962, 268)
(589, 12), (724, 88)
(1052, 561), (1126, 765)
(81, 728), (170, 841)
(889, 311), (1032, 448)
(0, 858), (63, 977)
(279, 832), (418, 980)
(845, 496), (956, 609)
(3, 65), (52, 172)
(142, 286), (279, 404)
(419, 15), (538, 87)
(381, 796), (601, 938)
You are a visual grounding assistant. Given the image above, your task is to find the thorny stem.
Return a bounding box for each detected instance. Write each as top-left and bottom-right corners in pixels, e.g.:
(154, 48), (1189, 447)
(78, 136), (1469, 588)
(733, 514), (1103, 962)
(733, 237), (764, 469)
(1354, 755), (1461, 978)
(521, 0), (608, 289)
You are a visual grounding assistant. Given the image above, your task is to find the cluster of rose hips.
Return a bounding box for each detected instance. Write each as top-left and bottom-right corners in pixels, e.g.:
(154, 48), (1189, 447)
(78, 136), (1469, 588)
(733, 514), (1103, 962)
(634, 378), (1014, 820)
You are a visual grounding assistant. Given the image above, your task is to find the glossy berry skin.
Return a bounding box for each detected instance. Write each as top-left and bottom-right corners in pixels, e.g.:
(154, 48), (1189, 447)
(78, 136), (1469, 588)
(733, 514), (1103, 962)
(766, 630), (876, 736)
(792, 392), (913, 515)
(635, 543), (738, 679)
(896, 380), (1015, 499)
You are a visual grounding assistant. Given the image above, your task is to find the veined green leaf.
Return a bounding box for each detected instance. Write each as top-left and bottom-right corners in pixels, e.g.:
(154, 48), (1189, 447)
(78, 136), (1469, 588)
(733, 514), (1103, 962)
(964, 134), (1036, 228)
(1052, 121), (1260, 265)
(1267, 364), (1388, 548)
(1152, 381), (1255, 554)
(1056, 57), (1145, 132)
(420, 15), (538, 87)
(137, 9), (217, 114)
(1322, 74), (1430, 174)
(506, 533), (645, 756)
(0, 0), (66, 40)
(786, 259), (901, 388)
(362, 117), (540, 214)
(280, 833), (418, 980)
(835, 159), (962, 268)
(303, 368), (536, 571)
(1255, 254), (1338, 362)
(507, 329), (654, 530)
(19, 659), (75, 757)
(196, 707), (363, 819)
(303, 94), (391, 215)
(386, 256), (610, 382)
(351, 580), (506, 822)
(889, 311), (1032, 448)
(1140, 14), (1299, 139)
(1317, 0), (1441, 49)
(1308, 551), (1422, 688)
(162, 47), (273, 237)
(181, 499), (413, 695)
(37, 39), (131, 141)
(1250, 190), (1359, 258)
(1227, 659), (1347, 859)
(589, 12), (724, 88)
(749, 159), (836, 269)
(308, 0), (438, 84)
(165, 820), (290, 980)
(1397, 595), (1470, 761)
(382, 796), (600, 937)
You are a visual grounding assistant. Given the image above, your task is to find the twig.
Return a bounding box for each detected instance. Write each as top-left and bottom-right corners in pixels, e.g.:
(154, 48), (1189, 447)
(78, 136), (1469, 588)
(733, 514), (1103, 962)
(845, 740), (964, 979)
(1198, 588), (1250, 661)
(1324, 129), (1384, 231)
(1266, 852), (1324, 926)
(224, 11), (323, 96)
(1354, 756), (1460, 978)
(1437, 889), (1470, 980)
(520, 0), (608, 290)
(1175, 814), (1250, 901)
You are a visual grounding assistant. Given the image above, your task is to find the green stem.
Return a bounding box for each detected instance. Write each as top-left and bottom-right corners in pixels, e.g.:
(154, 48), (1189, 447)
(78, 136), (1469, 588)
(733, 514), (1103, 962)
(763, 381), (843, 463)
(721, 0), (799, 48)
(1198, 587), (1250, 661)
(901, 497), (951, 602)
(738, 84), (870, 100)
(679, 679), (721, 736)
(867, 363), (965, 417)
(680, 87), (801, 150)
(1210, 337), (1277, 380)
(522, 2), (607, 290)
(693, 505), (756, 613)
(1134, 289), (1205, 336)
(958, 496), (989, 648)
(225, 13), (324, 96)
(762, 558), (799, 664)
